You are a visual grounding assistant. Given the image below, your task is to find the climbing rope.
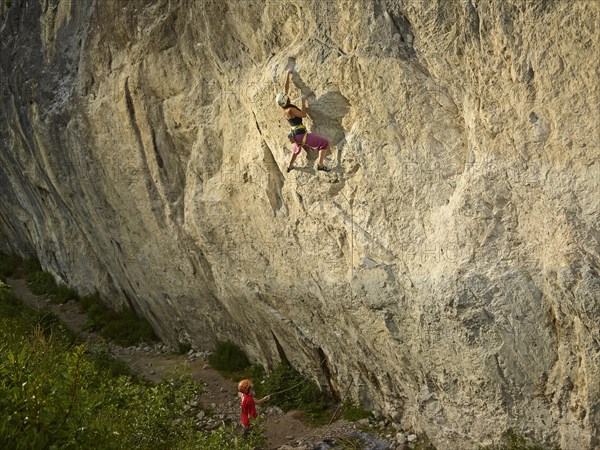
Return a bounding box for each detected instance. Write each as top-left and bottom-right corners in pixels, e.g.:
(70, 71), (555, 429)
(266, 378), (308, 397)
(262, 355), (357, 426)
(328, 378), (354, 425)
(265, 354), (328, 397)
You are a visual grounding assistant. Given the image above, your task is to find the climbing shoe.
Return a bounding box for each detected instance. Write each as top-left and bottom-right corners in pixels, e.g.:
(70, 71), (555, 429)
(287, 166), (293, 173)
(317, 165), (331, 172)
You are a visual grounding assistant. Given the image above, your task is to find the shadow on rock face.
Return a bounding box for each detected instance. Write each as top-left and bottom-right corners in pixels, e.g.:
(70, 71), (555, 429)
(308, 90), (350, 171)
(290, 73), (351, 169)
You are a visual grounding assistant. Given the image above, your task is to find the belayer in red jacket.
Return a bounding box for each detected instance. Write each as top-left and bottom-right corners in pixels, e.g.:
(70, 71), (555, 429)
(238, 379), (270, 435)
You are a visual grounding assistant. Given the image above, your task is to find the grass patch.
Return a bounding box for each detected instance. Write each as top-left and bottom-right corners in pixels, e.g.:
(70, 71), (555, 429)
(0, 252), (23, 277)
(23, 255), (42, 274)
(208, 340), (251, 375)
(480, 429), (559, 450)
(255, 362), (328, 421)
(413, 438), (438, 450)
(342, 399), (372, 422)
(49, 284), (79, 304)
(79, 292), (102, 311)
(26, 271), (57, 295)
(0, 280), (24, 318)
(80, 293), (157, 346)
(178, 341), (192, 355)
(237, 363), (266, 382)
(87, 344), (137, 379)
(0, 281), (266, 450)
(336, 436), (365, 450)
(0, 253), (42, 279)
(206, 341), (329, 423)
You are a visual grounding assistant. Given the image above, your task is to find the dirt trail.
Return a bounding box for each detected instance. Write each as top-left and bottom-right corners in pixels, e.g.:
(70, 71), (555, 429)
(6, 278), (360, 449)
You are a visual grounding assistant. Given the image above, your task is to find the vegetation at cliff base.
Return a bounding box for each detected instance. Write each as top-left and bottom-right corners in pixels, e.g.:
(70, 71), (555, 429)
(79, 292), (157, 346)
(342, 399), (372, 422)
(208, 340), (330, 422)
(208, 340), (251, 374)
(26, 270), (58, 295)
(0, 252), (41, 279)
(2, 253), (157, 346)
(0, 252), (23, 278)
(480, 428), (559, 450)
(0, 280), (265, 449)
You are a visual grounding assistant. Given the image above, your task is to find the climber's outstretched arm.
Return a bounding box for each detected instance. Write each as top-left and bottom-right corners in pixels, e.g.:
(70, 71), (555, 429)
(300, 95), (307, 117)
(287, 96), (307, 118)
(284, 69), (291, 95)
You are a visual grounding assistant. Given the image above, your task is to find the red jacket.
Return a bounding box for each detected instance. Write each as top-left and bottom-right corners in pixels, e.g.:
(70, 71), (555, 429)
(240, 393), (257, 427)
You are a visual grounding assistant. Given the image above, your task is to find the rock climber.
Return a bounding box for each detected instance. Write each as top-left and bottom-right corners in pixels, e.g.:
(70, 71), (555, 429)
(238, 379), (270, 436)
(276, 69), (331, 173)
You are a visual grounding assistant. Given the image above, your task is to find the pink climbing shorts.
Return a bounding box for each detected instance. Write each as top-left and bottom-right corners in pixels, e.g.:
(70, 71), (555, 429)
(291, 133), (329, 155)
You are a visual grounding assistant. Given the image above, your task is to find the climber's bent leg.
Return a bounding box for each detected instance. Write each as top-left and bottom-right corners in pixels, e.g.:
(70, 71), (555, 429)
(288, 152), (299, 172)
(302, 133), (329, 151)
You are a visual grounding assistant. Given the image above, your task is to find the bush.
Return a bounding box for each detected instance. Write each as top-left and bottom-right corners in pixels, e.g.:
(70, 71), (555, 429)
(0, 283), (263, 450)
(101, 308), (157, 346)
(257, 362), (327, 419)
(86, 344), (136, 379)
(237, 364), (266, 383)
(23, 256), (42, 274)
(208, 340), (251, 374)
(335, 436), (366, 449)
(480, 429), (558, 450)
(178, 341), (192, 355)
(79, 292), (102, 312)
(49, 284), (79, 304)
(80, 293), (157, 346)
(342, 399), (371, 422)
(0, 253), (41, 279)
(26, 271), (57, 296)
(0, 280), (24, 318)
(0, 329), (203, 449)
(0, 252), (22, 277)
(175, 421), (266, 450)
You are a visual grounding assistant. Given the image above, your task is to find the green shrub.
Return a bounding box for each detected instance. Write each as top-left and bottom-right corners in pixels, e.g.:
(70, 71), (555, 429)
(80, 293), (157, 346)
(0, 280), (24, 318)
(26, 271), (57, 295)
(0, 330), (202, 449)
(0, 283), (259, 450)
(49, 284), (79, 304)
(178, 341), (192, 354)
(342, 399), (371, 421)
(0, 253), (41, 279)
(480, 429), (558, 450)
(0, 252), (22, 277)
(79, 292), (102, 312)
(413, 439), (438, 450)
(258, 362), (327, 419)
(175, 421), (266, 450)
(238, 363), (266, 383)
(208, 340), (251, 374)
(101, 308), (157, 346)
(335, 435), (365, 450)
(23, 256), (42, 274)
(87, 344), (137, 379)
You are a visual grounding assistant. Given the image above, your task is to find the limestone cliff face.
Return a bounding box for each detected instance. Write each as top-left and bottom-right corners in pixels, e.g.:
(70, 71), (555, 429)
(1, 0), (598, 448)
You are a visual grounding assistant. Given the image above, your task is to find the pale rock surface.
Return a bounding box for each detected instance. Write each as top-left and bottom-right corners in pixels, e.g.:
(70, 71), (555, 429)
(0, 1), (598, 448)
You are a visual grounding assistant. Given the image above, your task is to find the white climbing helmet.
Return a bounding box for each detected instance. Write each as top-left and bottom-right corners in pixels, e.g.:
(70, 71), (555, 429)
(275, 93), (289, 107)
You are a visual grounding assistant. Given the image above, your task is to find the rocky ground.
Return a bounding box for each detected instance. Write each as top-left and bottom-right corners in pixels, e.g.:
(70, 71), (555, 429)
(7, 277), (420, 450)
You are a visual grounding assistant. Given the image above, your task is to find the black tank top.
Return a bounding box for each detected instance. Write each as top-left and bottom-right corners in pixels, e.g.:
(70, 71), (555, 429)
(285, 105), (303, 127)
(287, 116), (303, 127)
